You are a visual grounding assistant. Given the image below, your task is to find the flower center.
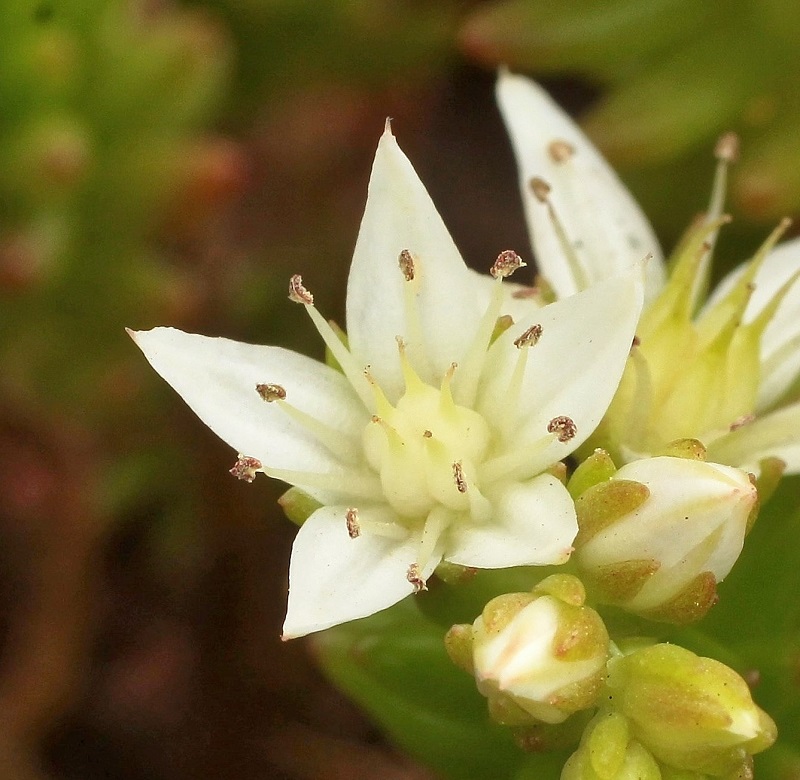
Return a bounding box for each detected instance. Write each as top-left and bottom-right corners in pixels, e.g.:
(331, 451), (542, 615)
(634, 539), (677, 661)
(363, 362), (491, 521)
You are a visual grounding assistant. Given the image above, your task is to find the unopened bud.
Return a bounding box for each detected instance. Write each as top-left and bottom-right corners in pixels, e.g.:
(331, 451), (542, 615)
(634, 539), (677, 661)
(448, 575), (609, 725)
(574, 456), (757, 623)
(563, 711), (662, 780)
(607, 643), (777, 777)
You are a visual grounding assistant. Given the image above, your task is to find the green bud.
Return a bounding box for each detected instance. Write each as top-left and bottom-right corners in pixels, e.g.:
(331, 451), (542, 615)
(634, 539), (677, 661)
(574, 456), (757, 623)
(607, 644), (777, 777)
(463, 575), (609, 725)
(563, 712), (662, 780)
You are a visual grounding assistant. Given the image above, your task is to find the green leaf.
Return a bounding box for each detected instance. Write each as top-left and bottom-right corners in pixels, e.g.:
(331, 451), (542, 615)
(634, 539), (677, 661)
(313, 599), (528, 780)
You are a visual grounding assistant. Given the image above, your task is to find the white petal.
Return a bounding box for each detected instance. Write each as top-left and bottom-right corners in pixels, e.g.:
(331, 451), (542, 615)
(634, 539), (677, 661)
(707, 401), (800, 475)
(478, 270), (644, 471)
(497, 70), (664, 302)
(445, 474), (577, 568)
(131, 328), (367, 499)
(282, 505), (439, 638)
(346, 126), (481, 401)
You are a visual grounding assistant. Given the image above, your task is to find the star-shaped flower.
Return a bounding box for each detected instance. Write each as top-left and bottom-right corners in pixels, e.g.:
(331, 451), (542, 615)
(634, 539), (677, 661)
(498, 70), (800, 474)
(131, 124), (643, 638)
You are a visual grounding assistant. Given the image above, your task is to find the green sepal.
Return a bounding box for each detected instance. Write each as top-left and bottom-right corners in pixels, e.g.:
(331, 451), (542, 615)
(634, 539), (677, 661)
(568, 449), (618, 500)
(277, 486), (322, 526)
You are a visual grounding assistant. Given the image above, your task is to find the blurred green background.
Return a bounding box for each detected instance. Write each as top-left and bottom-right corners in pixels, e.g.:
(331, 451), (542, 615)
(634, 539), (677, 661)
(2, 1), (799, 778)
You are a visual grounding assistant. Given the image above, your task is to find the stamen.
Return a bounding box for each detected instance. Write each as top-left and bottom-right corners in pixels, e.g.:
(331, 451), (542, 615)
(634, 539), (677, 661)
(274, 400), (361, 465)
(265, 466), (383, 499)
(530, 176), (551, 202)
(529, 177), (589, 291)
(499, 344), (530, 440)
(346, 507), (360, 538)
(398, 249), (415, 281)
(548, 139), (575, 163)
(479, 435), (554, 485)
(229, 456), (261, 482)
(423, 429), (433, 438)
(407, 563), (427, 593)
(691, 132), (739, 306)
(547, 415), (577, 443)
(398, 252), (430, 377)
(514, 323), (543, 349)
(288, 274), (314, 305)
(412, 505), (451, 588)
(304, 304), (373, 410)
(453, 278), (506, 406)
(491, 249), (527, 279)
(452, 461), (468, 493)
(730, 414), (755, 432)
(256, 382), (286, 402)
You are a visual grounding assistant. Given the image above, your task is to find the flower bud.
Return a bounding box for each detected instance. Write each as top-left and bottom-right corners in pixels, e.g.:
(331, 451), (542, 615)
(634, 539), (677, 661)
(607, 643), (777, 777)
(563, 711), (662, 780)
(447, 575), (610, 725)
(574, 456), (757, 623)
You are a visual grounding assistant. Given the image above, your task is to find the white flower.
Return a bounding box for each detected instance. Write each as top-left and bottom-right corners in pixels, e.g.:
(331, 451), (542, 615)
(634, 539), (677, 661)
(497, 70), (800, 475)
(131, 124), (643, 638)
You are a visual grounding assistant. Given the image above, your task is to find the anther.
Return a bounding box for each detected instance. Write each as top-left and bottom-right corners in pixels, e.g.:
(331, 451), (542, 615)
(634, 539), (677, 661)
(730, 414), (755, 431)
(256, 382), (286, 402)
(229, 456), (262, 483)
(423, 430), (432, 438)
(547, 415), (577, 443)
(529, 176), (552, 202)
(548, 139), (575, 163)
(346, 507), (361, 539)
(398, 249), (415, 281)
(714, 132), (740, 164)
(491, 249), (527, 279)
(632, 335), (641, 348)
(452, 461), (468, 494)
(513, 323), (543, 349)
(288, 274), (314, 305)
(407, 563), (428, 593)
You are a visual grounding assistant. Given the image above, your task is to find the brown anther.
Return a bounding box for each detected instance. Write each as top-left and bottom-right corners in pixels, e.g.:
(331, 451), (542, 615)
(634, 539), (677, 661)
(547, 415), (577, 443)
(229, 456), (262, 483)
(714, 132), (740, 164)
(256, 382), (286, 402)
(730, 413), (756, 431)
(529, 176), (551, 202)
(452, 461), (468, 493)
(631, 335), (641, 348)
(371, 415), (381, 424)
(288, 274), (314, 305)
(423, 430), (433, 439)
(346, 507), (361, 539)
(548, 139), (575, 163)
(514, 323), (543, 348)
(491, 249), (527, 279)
(398, 249), (415, 281)
(407, 563), (428, 593)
